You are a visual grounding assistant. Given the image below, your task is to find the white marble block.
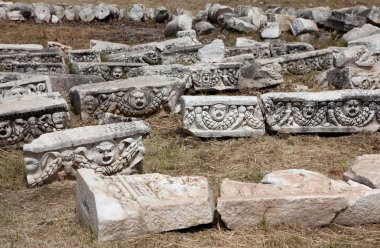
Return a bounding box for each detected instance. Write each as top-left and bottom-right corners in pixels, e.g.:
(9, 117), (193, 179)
(76, 169), (214, 241)
(181, 96), (265, 137)
(23, 121), (150, 187)
(0, 75), (52, 98)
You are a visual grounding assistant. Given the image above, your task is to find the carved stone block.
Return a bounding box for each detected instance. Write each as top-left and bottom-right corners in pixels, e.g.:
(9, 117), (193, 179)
(70, 75), (187, 120)
(71, 62), (145, 81)
(325, 11), (366, 32)
(68, 49), (101, 63)
(225, 45), (271, 58)
(239, 59), (283, 88)
(161, 45), (203, 65)
(0, 51), (64, 64)
(181, 96), (265, 137)
(0, 93), (70, 147)
(0, 44), (43, 54)
(107, 50), (160, 65)
(76, 169), (214, 241)
(0, 75), (52, 98)
(261, 90), (380, 133)
(0, 63), (68, 74)
(23, 121), (150, 187)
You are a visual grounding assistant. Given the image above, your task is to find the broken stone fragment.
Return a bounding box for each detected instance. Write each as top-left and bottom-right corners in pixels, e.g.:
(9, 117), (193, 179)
(290, 18), (319, 35)
(89, 40), (130, 53)
(0, 44), (43, 54)
(260, 22), (281, 39)
(128, 4), (144, 22)
(261, 89), (380, 134)
(68, 49), (101, 63)
(348, 33), (380, 51)
(106, 50), (160, 65)
(0, 51), (64, 64)
(76, 169), (214, 241)
(344, 154), (380, 189)
(70, 75), (187, 120)
(181, 95), (265, 138)
(217, 169), (380, 229)
(324, 11), (366, 32)
(224, 17), (258, 33)
(342, 23), (380, 43)
(0, 75), (52, 98)
(0, 93), (70, 147)
(195, 21), (215, 35)
(0, 62), (67, 74)
(197, 39), (225, 63)
(297, 7), (332, 26)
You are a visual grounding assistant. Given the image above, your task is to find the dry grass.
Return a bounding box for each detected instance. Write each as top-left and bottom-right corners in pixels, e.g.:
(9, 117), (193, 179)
(2, 0), (380, 247)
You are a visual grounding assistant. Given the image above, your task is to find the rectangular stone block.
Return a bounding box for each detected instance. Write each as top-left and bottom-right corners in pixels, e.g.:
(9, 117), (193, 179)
(0, 75), (52, 98)
(161, 45), (203, 65)
(76, 169), (214, 241)
(0, 44), (44, 54)
(180, 96), (265, 137)
(0, 93), (70, 147)
(71, 62), (145, 81)
(68, 49), (101, 63)
(261, 90), (380, 133)
(23, 121), (150, 187)
(325, 11), (366, 32)
(107, 49), (160, 65)
(70, 75), (187, 120)
(0, 63), (68, 74)
(238, 60), (283, 88)
(225, 45), (271, 58)
(90, 40), (130, 53)
(0, 51), (64, 64)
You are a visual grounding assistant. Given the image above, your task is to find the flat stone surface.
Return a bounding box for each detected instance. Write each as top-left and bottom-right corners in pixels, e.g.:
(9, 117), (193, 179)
(106, 50), (160, 65)
(0, 75), (51, 98)
(197, 39), (225, 63)
(348, 33), (380, 51)
(70, 75), (186, 120)
(0, 51), (64, 64)
(181, 96), (265, 138)
(239, 59), (283, 88)
(298, 7), (332, 25)
(344, 154), (380, 189)
(24, 121), (150, 187)
(71, 62), (145, 81)
(90, 40), (130, 53)
(0, 93), (70, 147)
(0, 44), (43, 54)
(0, 63), (68, 74)
(217, 169), (380, 229)
(260, 22), (281, 39)
(77, 170), (214, 241)
(161, 45), (203, 65)
(261, 89), (380, 133)
(290, 18), (319, 35)
(68, 49), (101, 63)
(342, 24), (380, 43)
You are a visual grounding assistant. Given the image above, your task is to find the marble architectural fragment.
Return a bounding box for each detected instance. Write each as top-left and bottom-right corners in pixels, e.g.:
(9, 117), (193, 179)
(70, 75), (187, 120)
(0, 63), (68, 74)
(24, 121), (150, 187)
(71, 62), (145, 81)
(0, 44), (43, 54)
(0, 93), (70, 147)
(107, 49), (160, 65)
(344, 154), (380, 189)
(0, 75), (51, 98)
(180, 96), (265, 137)
(261, 90), (380, 133)
(76, 169), (214, 241)
(0, 51), (64, 64)
(324, 11), (366, 32)
(68, 49), (101, 63)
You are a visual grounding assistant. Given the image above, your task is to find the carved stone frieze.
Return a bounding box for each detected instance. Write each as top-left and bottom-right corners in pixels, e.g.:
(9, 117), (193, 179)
(161, 45), (203, 65)
(181, 96), (265, 137)
(0, 51), (64, 64)
(0, 93), (70, 147)
(0, 63), (68, 74)
(23, 121), (150, 187)
(0, 44), (44, 55)
(107, 49), (160, 65)
(70, 75), (187, 120)
(261, 90), (380, 133)
(0, 75), (52, 98)
(71, 62), (145, 81)
(68, 49), (101, 63)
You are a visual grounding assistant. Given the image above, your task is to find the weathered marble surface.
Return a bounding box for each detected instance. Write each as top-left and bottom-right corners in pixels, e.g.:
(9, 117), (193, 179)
(225, 45), (271, 58)
(70, 75), (187, 120)
(71, 62), (145, 81)
(68, 49), (101, 63)
(76, 169), (214, 241)
(0, 93), (70, 147)
(181, 96), (265, 137)
(0, 62), (68, 74)
(90, 40), (130, 53)
(107, 49), (160, 65)
(0, 51), (64, 64)
(261, 90), (380, 133)
(324, 11), (366, 32)
(0, 44), (43, 54)
(161, 45), (203, 65)
(217, 169), (380, 229)
(344, 154), (380, 189)
(24, 121), (150, 187)
(239, 59), (283, 88)
(0, 75), (51, 98)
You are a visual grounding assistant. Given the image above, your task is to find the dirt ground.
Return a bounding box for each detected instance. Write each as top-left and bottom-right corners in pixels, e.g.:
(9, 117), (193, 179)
(2, 0), (380, 247)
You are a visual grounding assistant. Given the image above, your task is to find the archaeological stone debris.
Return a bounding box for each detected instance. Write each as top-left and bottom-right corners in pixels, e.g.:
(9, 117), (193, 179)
(3, 0), (380, 242)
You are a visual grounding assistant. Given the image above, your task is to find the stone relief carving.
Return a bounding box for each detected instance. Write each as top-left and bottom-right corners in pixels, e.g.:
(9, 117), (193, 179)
(1, 81), (49, 98)
(108, 50), (160, 65)
(68, 50), (101, 63)
(25, 137), (145, 187)
(0, 63), (67, 74)
(0, 52), (64, 64)
(283, 52), (333, 75)
(190, 64), (241, 90)
(73, 63), (145, 81)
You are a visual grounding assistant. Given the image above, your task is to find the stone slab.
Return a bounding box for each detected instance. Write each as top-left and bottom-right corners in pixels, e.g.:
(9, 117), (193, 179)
(90, 40), (130, 53)
(348, 33), (380, 51)
(23, 121), (150, 187)
(0, 93), (70, 147)
(324, 11), (366, 32)
(0, 44), (43, 54)
(70, 75), (186, 120)
(68, 49), (101, 63)
(161, 45), (203, 65)
(344, 154), (380, 189)
(180, 96), (265, 138)
(217, 169), (380, 229)
(107, 49), (160, 65)
(0, 75), (52, 98)
(71, 62), (145, 81)
(76, 169), (214, 241)
(261, 90), (380, 133)
(0, 51), (64, 64)
(239, 59), (283, 88)
(0, 63), (68, 74)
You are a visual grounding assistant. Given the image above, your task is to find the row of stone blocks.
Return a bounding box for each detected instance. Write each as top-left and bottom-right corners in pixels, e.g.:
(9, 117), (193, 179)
(76, 167), (380, 241)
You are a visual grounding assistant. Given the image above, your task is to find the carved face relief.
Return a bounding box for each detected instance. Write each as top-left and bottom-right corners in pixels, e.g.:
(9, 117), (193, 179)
(128, 90), (148, 109)
(343, 100), (361, 117)
(92, 141), (118, 166)
(9, 86), (28, 96)
(209, 103), (228, 122)
(83, 95), (99, 114)
(111, 67), (124, 79)
(52, 112), (67, 129)
(0, 121), (12, 138)
(201, 69), (212, 83)
(36, 66), (49, 74)
(302, 102), (317, 119)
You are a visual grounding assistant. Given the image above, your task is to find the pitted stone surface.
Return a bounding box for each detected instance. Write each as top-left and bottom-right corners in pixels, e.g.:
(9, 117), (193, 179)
(23, 121), (150, 187)
(180, 96), (265, 138)
(70, 75), (187, 120)
(0, 93), (70, 147)
(261, 90), (380, 133)
(76, 169), (214, 241)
